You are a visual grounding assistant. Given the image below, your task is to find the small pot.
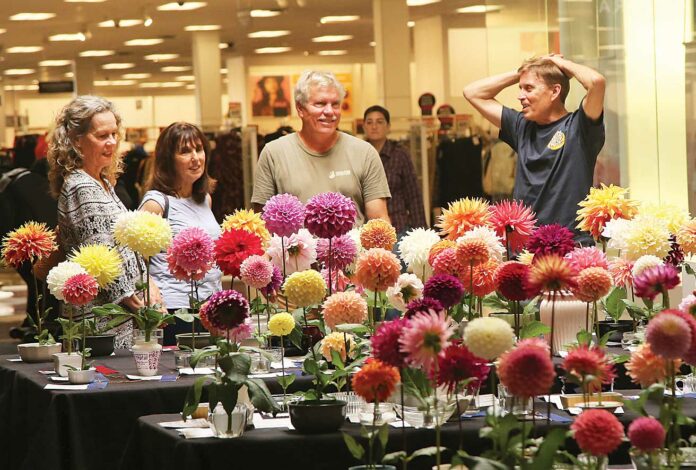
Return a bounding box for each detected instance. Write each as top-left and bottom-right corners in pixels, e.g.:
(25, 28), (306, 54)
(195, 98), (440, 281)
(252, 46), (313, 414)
(52, 352), (83, 377)
(597, 320), (634, 343)
(68, 368), (96, 384)
(131, 340), (163, 376)
(77, 334), (115, 357)
(17, 342), (62, 363)
(289, 399), (346, 434)
(175, 332), (212, 349)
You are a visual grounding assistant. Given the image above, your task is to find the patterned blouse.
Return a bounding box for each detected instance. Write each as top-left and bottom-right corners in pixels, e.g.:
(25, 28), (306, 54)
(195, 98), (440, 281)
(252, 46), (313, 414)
(58, 169), (142, 347)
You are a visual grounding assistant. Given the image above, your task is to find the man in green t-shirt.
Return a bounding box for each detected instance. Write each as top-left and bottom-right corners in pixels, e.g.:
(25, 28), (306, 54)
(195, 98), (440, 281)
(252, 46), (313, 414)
(251, 70), (391, 226)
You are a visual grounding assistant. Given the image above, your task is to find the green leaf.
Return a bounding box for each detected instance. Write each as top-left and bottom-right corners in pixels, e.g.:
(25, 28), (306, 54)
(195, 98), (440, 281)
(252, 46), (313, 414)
(602, 286), (627, 322)
(382, 451), (407, 464)
(334, 323), (369, 335)
(611, 353), (631, 364)
(482, 292), (509, 311)
(598, 330), (613, 347)
(174, 308), (195, 323)
(576, 329), (592, 346)
(342, 433), (365, 461)
(303, 357), (321, 376)
(685, 263), (696, 276)
(530, 428), (566, 469)
(182, 376), (207, 419)
(330, 349), (345, 369)
(410, 446), (442, 459)
(519, 320), (550, 339)
(288, 323), (304, 350)
(276, 373), (296, 390)
(244, 378), (278, 413)
(377, 423), (389, 451)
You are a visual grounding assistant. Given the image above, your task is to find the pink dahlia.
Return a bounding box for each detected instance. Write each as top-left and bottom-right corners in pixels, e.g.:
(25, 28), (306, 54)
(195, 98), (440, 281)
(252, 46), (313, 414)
(573, 267), (613, 303)
(628, 417), (665, 452)
(399, 310), (455, 373)
(321, 268), (352, 294)
(316, 234), (358, 270)
(372, 317), (410, 368)
(167, 227), (215, 282)
(668, 309), (696, 365)
(62, 273), (99, 306)
(304, 192), (356, 239)
(199, 289), (249, 333)
(259, 265), (283, 298)
(609, 258), (634, 288)
(494, 261), (534, 301)
(526, 224), (576, 257)
(214, 228), (264, 278)
(405, 297), (444, 318)
(322, 291), (368, 329)
(646, 310), (692, 360)
(563, 345), (615, 392)
(679, 294), (696, 316)
(239, 255), (274, 289)
(423, 273), (464, 309)
(565, 247), (608, 272)
(432, 248), (465, 279)
(437, 341), (490, 393)
(634, 264), (680, 301)
(354, 248), (401, 292)
(488, 199), (537, 253)
(498, 338), (554, 399)
(262, 193), (305, 237)
(572, 409), (625, 456)
(267, 229), (317, 275)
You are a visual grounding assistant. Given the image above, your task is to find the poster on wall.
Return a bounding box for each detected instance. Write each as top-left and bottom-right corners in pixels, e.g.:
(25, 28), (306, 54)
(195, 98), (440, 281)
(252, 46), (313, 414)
(250, 75), (292, 117)
(290, 72), (353, 116)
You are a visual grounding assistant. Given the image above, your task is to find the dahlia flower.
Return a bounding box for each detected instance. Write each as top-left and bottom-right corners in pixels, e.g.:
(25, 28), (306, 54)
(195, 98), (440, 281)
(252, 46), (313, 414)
(62, 273), (99, 307)
(626, 343), (682, 388)
(267, 228), (318, 275)
(404, 297), (444, 318)
(320, 331), (356, 362)
(199, 289), (249, 333)
(646, 311), (691, 359)
(609, 258), (634, 288)
(603, 217), (631, 251)
(488, 199), (537, 252)
(437, 197), (491, 240)
(494, 261), (534, 301)
(283, 269), (327, 307)
(166, 227), (215, 282)
(633, 264), (680, 302)
(455, 238), (489, 267)
(565, 247), (608, 272)
(46, 261), (87, 301)
(304, 192), (356, 239)
(628, 417), (665, 453)
(321, 267), (352, 293)
(268, 312), (295, 336)
(517, 249), (535, 266)
(316, 234), (357, 270)
(662, 309), (696, 365)
(352, 359), (400, 403)
(221, 209), (271, 246)
(679, 294), (696, 316)
(423, 273), (464, 309)
(261, 193), (305, 237)
(573, 267), (613, 303)
(459, 225), (506, 261)
(428, 239), (458, 267)
(665, 234), (685, 268)
(386, 273), (424, 312)
(562, 345), (615, 392)
(399, 310), (455, 373)
(463, 316), (515, 360)
(526, 224), (576, 257)
(437, 341), (490, 393)
(498, 338), (554, 398)
(460, 258), (500, 297)
(623, 215), (672, 261)
(201, 313), (253, 342)
(259, 265), (283, 298)
(397, 228), (440, 272)
(527, 254), (577, 293)
(354, 248), (401, 292)
(239, 255), (274, 289)
(214, 228), (264, 278)
(676, 218), (696, 256)
(372, 318), (410, 368)
(360, 218), (397, 251)
(432, 248), (465, 279)
(113, 211), (172, 260)
(631, 255), (664, 278)
(571, 409), (625, 456)
(1, 221), (56, 267)
(641, 203), (690, 234)
(322, 291), (368, 329)
(575, 183), (638, 240)
(70, 244), (123, 288)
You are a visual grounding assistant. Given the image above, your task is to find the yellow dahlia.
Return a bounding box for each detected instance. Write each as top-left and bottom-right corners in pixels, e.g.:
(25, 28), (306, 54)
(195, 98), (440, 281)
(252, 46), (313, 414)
(268, 312), (295, 336)
(677, 218), (696, 256)
(283, 269), (327, 307)
(113, 211), (172, 260)
(360, 218), (397, 251)
(623, 215), (671, 261)
(70, 244), (123, 288)
(463, 316), (515, 361)
(320, 331), (356, 362)
(221, 209), (271, 247)
(575, 184), (638, 240)
(1, 221), (56, 268)
(436, 198), (490, 240)
(626, 343), (681, 388)
(517, 249), (534, 266)
(640, 203), (690, 234)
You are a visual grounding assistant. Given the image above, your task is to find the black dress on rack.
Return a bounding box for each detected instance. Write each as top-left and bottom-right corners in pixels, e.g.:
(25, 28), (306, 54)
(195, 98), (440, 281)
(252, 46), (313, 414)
(209, 131), (245, 223)
(435, 136), (484, 207)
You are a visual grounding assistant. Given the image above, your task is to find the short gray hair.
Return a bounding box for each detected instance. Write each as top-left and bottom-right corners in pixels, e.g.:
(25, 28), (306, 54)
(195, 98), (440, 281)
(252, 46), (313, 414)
(294, 70), (346, 106)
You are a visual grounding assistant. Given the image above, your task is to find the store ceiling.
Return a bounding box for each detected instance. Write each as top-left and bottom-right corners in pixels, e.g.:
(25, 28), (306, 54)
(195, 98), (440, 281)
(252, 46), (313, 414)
(0, 0), (483, 90)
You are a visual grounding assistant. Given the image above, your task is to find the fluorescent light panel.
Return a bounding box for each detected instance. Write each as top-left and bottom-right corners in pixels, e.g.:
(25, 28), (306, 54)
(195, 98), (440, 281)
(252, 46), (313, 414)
(98, 19), (143, 27)
(320, 15), (359, 24)
(456, 5), (503, 13)
(7, 46), (44, 53)
(318, 50), (347, 56)
(125, 38), (164, 46)
(161, 65), (191, 72)
(312, 35), (353, 42)
(144, 53), (179, 61)
(49, 33), (86, 41)
(39, 60), (72, 66)
(79, 50), (115, 57)
(4, 69), (36, 75)
(248, 30), (290, 38)
(250, 9), (281, 17)
(157, 2), (206, 11)
(102, 63), (136, 69)
(95, 80), (136, 86)
(122, 73), (151, 79)
(407, 0), (440, 5)
(185, 24), (220, 31)
(10, 13), (56, 21)
(255, 47), (291, 54)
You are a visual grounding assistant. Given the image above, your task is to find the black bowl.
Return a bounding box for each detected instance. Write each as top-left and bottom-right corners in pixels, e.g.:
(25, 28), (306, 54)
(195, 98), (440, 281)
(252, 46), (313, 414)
(78, 334), (115, 357)
(288, 400), (346, 434)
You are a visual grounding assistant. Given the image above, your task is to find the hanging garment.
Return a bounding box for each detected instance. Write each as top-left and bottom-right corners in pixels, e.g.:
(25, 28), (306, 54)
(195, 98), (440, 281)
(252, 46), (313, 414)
(435, 136), (484, 207)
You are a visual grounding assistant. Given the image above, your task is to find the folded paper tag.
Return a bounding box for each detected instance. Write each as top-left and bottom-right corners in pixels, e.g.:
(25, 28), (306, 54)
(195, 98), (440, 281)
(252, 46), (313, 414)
(271, 358), (297, 369)
(250, 371), (284, 378)
(389, 419), (413, 429)
(461, 411), (486, 419)
(160, 375), (177, 382)
(7, 357), (22, 362)
(45, 383), (89, 390)
(179, 428), (215, 439)
(179, 367), (215, 375)
(252, 413), (294, 430)
(38, 370), (55, 375)
(126, 374), (162, 381)
(159, 419), (209, 429)
(50, 376), (69, 382)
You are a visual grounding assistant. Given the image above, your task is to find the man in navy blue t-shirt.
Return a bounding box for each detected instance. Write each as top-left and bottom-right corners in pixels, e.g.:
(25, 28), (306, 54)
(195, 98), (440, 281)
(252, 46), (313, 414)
(463, 55), (605, 245)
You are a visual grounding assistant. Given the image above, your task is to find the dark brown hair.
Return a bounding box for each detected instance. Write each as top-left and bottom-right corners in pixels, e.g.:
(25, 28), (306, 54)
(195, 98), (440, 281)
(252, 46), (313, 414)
(518, 57), (571, 104)
(148, 122), (215, 203)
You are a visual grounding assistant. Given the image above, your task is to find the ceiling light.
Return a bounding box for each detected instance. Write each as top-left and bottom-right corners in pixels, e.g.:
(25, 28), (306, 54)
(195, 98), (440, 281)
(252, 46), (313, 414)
(369, 41), (376, 47)
(312, 35), (353, 43)
(4, 85), (39, 90)
(49, 33), (87, 41)
(320, 15), (359, 24)
(185, 84), (195, 90)
(456, 5), (503, 13)
(79, 50), (115, 57)
(125, 38), (164, 46)
(247, 30), (290, 38)
(0, 29), (6, 34)
(10, 13), (56, 21)
(218, 43), (229, 49)
(98, 19), (143, 27)
(250, 9), (281, 18)
(318, 50), (347, 56)
(139, 82), (162, 88)
(407, 0), (440, 5)
(122, 73), (151, 79)
(39, 60), (72, 66)
(408, 21), (415, 27)
(4, 69), (36, 75)
(175, 75), (194, 81)
(95, 80), (136, 86)
(64, 72), (74, 78)
(157, 2), (207, 11)
(160, 82), (184, 87)
(161, 65), (191, 72)
(145, 53), (179, 61)
(7, 46), (44, 53)
(102, 62), (136, 69)
(144, 15), (153, 27)
(255, 47), (292, 54)
(220, 68), (227, 74)
(64, 0), (106, 2)
(185, 24), (221, 31)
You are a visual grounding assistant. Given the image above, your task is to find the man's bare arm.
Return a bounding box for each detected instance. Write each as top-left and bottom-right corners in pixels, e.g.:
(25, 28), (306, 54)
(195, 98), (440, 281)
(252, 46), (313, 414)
(547, 54), (605, 121)
(364, 198), (390, 222)
(463, 70), (520, 128)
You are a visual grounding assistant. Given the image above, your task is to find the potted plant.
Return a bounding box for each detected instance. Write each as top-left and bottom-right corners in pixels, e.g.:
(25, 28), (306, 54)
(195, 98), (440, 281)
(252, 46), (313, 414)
(53, 305), (82, 376)
(75, 318), (116, 357)
(598, 286), (633, 343)
(68, 312), (96, 384)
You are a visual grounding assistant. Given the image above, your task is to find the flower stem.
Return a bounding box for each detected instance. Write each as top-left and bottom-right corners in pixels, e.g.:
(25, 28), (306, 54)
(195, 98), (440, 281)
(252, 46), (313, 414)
(280, 335), (287, 405)
(32, 271), (42, 339)
(328, 237), (332, 297)
(663, 287), (670, 309)
(399, 368), (408, 470)
(80, 308), (87, 370)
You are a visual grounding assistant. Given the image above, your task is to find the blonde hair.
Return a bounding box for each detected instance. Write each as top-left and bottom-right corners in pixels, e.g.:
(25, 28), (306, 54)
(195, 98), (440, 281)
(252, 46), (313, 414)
(47, 95), (124, 196)
(518, 57), (570, 103)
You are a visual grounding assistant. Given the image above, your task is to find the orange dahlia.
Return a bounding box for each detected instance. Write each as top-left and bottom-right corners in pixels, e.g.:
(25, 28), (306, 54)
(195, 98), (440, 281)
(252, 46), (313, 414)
(562, 345), (615, 393)
(677, 218), (696, 256)
(498, 338), (554, 399)
(354, 248), (401, 292)
(2, 221), (56, 268)
(455, 238), (489, 267)
(432, 248), (465, 278)
(626, 343), (681, 388)
(352, 358), (400, 403)
(573, 267), (613, 303)
(576, 183), (638, 240)
(436, 198), (490, 240)
(461, 258), (500, 297)
(428, 239), (456, 266)
(321, 291), (368, 329)
(528, 254), (577, 293)
(360, 218), (397, 251)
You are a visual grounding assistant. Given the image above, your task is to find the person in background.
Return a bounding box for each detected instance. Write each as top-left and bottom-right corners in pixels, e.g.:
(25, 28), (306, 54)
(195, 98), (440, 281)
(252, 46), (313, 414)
(139, 122), (222, 346)
(363, 105), (426, 237)
(47, 95), (162, 348)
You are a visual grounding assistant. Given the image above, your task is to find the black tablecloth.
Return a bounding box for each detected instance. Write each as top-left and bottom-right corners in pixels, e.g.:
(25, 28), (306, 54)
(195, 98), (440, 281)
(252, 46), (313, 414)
(0, 349), (311, 470)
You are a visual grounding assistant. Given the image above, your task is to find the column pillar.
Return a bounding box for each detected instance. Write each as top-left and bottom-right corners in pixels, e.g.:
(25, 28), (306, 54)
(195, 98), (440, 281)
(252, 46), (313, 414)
(73, 58), (94, 96)
(372, 0), (411, 117)
(192, 30), (223, 131)
(225, 55), (247, 126)
(413, 16), (446, 111)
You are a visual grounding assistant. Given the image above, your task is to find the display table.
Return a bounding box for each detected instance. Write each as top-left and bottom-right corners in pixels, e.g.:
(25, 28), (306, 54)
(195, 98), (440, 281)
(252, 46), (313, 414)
(0, 349), (310, 470)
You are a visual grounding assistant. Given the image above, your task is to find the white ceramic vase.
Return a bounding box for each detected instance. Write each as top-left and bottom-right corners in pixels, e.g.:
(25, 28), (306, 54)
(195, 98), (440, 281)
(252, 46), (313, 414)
(68, 368), (96, 384)
(17, 342), (62, 363)
(131, 339), (162, 376)
(539, 291), (587, 355)
(52, 352), (83, 377)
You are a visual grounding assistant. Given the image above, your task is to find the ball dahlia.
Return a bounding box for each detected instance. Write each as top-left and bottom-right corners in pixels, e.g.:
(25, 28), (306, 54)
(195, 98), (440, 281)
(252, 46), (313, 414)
(268, 312), (296, 336)
(455, 238), (489, 267)
(259, 265), (283, 298)
(46, 261), (87, 301)
(316, 234), (357, 270)
(352, 359), (400, 403)
(354, 248), (401, 292)
(320, 331), (356, 362)
(458, 225), (505, 261)
(267, 228), (317, 275)
(428, 239), (457, 267)
(423, 273), (464, 309)
(199, 289), (249, 333)
(360, 218), (397, 251)
(631, 255), (664, 278)
(677, 218), (696, 256)
(322, 291), (368, 329)
(304, 192), (356, 239)
(493, 261), (534, 301)
(437, 341), (490, 393)
(372, 318), (410, 368)
(463, 316), (514, 361)
(221, 209), (271, 246)
(628, 416), (665, 452)
(498, 338), (554, 398)
(283, 269), (327, 307)
(62, 273), (99, 307)
(404, 297), (444, 318)
(239, 255), (274, 289)
(571, 409), (624, 456)
(646, 311), (691, 360)
(214, 228), (264, 278)
(261, 193), (305, 237)
(626, 343), (681, 388)
(166, 227), (215, 282)
(573, 267), (613, 303)
(526, 224), (576, 257)
(432, 248), (465, 279)
(460, 258), (500, 297)
(113, 210), (172, 259)
(562, 345), (615, 392)
(70, 244), (123, 288)
(565, 247), (608, 272)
